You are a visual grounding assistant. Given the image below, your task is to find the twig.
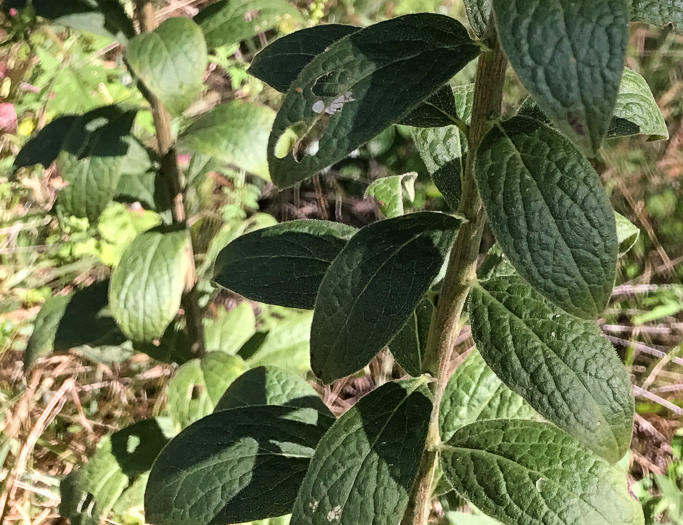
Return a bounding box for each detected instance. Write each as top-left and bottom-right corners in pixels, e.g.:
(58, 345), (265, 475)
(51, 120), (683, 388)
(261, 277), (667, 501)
(633, 384), (683, 415)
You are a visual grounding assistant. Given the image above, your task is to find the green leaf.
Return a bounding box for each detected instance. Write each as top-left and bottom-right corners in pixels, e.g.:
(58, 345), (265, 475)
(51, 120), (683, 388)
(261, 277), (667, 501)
(126, 18), (207, 116)
(609, 68), (668, 140)
(249, 25), (359, 93)
(167, 352), (248, 429)
(268, 14), (480, 187)
(242, 313), (313, 373)
(615, 212), (641, 257)
(631, 0), (683, 30)
(440, 420), (644, 525)
(214, 220), (356, 309)
(145, 406), (334, 524)
(364, 172), (417, 218)
(291, 380), (431, 525)
(14, 115), (79, 169)
(195, 0), (304, 49)
(56, 105), (137, 222)
(250, 26), (460, 128)
(134, 321), (194, 364)
(60, 418), (175, 525)
(388, 298), (433, 376)
(178, 100), (276, 179)
(446, 513), (501, 525)
(110, 227), (191, 342)
(311, 212), (460, 383)
(203, 303), (256, 354)
(214, 365), (332, 417)
(468, 267), (635, 462)
(475, 117), (618, 319)
(439, 349), (539, 442)
(25, 281), (126, 370)
(492, 0), (630, 155)
(464, 0), (492, 37)
(114, 171), (170, 213)
(32, 0), (136, 43)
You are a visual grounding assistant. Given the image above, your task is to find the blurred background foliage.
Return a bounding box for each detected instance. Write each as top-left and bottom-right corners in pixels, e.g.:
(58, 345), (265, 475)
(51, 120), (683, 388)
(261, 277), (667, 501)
(0, 0), (681, 523)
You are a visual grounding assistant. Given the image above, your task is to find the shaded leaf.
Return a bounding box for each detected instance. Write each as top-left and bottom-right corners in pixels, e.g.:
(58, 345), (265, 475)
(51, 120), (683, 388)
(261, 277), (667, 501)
(468, 266), (634, 462)
(145, 406), (334, 524)
(475, 117), (617, 319)
(13, 115), (79, 170)
(126, 18), (207, 116)
(440, 420), (644, 525)
(388, 298), (433, 376)
(179, 100), (277, 179)
(464, 0), (492, 37)
(167, 352), (248, 429)
(110, 227), (191, 342)
(291, 380), (431, 525)
(397, 84), (461, 128)
(214, 220), (356, 309)
(215, 365), (332, 417)
(114, 171), (171, 213)
(439, 349), (540, 442)
(365, 172), (417, 218)
(242, 313), (313, 373)
(631, 0), (683, 30)
(195, 0), (304, 49)
(493, 0), (630, 154)
(311, 212), (460, 384)
(268, 14), (479, 187)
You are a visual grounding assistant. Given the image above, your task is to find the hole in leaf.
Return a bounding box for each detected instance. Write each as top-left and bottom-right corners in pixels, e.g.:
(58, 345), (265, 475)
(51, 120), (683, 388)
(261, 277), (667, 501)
(77, 492), (96, 515)
(190, 384), (204, 399)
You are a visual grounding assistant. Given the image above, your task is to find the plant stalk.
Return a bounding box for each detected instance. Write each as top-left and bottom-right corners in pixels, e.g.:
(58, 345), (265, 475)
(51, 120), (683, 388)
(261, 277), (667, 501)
(402, 18), (507, 525)
(135, 0), (206, 357)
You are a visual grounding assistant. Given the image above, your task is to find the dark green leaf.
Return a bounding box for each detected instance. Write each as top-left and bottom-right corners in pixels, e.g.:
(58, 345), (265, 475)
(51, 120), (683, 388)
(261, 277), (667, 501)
(195, 0), (304, 49)
(110, 227), (191, 342)
(126, 18), (207, 116)
(475, 117), (617, 319)
(167, 352), (248, 429)
(468, 267), (634, 462)
(13, 115), (79, 169)
(291, 380), (431, 525)
(178, 100), (277, 179)
(25, 280), (126, 370)
(215, 365), (332, 417)
(440, 420), (644, 525)
(493, 0), (630, 154)
(56, 105), (137, 221)
(268, 14), (480, 187)
(114, 172), (170, 213)
(32, 0), (135, 43)
(397, 84), (461, 128)
(439, 349), (539, 442)
(249, 24), (359, 93)
(144, 406), (334, 524)
(311, 212), (460, 383)
(464, 0), (491, 37)
(214, 220), (356, 309)
(203, 303), (256, 354)
(364, 172), (417, 218)
(631, 0), (683, 30)
(388, 298), (433, 376)
(60, 418), (175, 525)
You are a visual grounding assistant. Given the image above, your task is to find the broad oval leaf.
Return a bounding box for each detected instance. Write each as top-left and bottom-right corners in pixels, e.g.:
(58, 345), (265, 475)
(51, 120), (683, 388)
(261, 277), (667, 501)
(311, 212), (460, 383)
(56, 105), (137, 221)
(631, 0), (683, 30)
(203, 302), (256, 354)
(492, 0), (630, 154)
(215, 365), (332, 417)
(440, 349), (540, 442)
(609, 68), (668, 140)
(178, 100), (277, 179)
(167, 352), (248, 429)
(214, 220), (356, 309)
(24, 280), (126, 370)
(243, 313), (313, 373)
(388, 298), (433, 376)
(475, 117), (617, 319)
(468, 268), (634, 462)
(61, 418), (175, 525)
(110, 228), (191, 342)
(268, 14), (480, 187)
(144, 406), (335, 524)
(440, 420), (644, 525)
(126, 18), (207, 116)
(195, 0), (304, 49)
(32, 0), (136, 43)
(291, 380), (431, 525)
(364, 172), (417, 218)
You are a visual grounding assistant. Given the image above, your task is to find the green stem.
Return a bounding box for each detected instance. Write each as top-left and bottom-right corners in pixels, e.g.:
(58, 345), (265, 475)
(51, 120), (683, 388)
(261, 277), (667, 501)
(135, 0), (206, 358)
(402, 19), (507, 525)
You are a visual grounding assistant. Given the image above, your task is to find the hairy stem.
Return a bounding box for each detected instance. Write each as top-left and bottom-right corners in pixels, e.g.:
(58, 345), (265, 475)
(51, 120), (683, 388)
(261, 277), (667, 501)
(402, 19), (507, 525)
(135, 0), (206, 357)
